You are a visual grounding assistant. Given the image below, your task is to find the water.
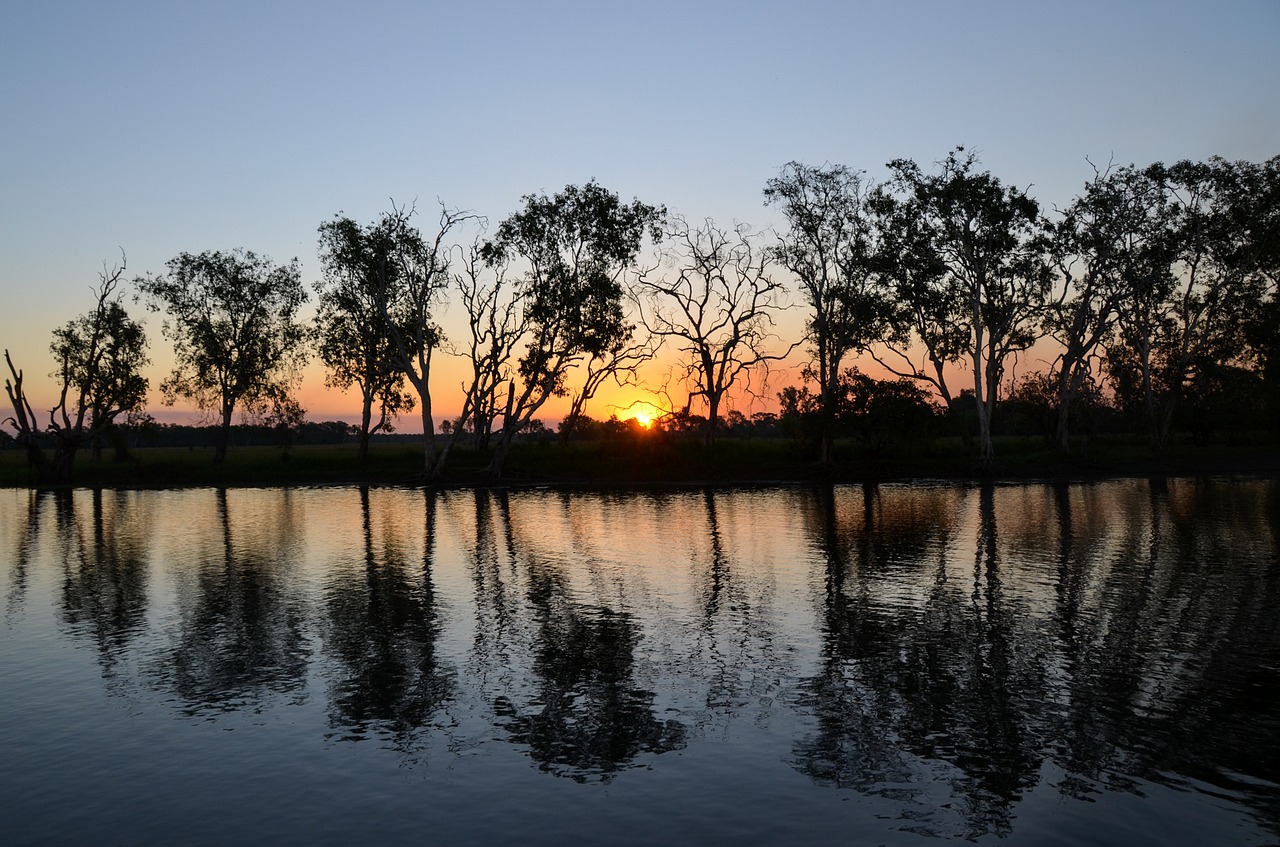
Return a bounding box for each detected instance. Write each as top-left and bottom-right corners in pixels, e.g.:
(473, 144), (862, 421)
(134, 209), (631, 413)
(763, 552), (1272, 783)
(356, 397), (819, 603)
(1, 480), (1277, 845)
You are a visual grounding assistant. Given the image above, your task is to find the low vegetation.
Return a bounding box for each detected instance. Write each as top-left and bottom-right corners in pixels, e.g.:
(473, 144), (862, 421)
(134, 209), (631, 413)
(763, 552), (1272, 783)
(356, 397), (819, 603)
(2, 426), (1274, 490)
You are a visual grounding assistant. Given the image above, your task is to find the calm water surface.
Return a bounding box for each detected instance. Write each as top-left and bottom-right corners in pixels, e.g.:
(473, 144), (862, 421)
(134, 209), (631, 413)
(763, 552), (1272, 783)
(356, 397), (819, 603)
(1, 480), (1277, 845)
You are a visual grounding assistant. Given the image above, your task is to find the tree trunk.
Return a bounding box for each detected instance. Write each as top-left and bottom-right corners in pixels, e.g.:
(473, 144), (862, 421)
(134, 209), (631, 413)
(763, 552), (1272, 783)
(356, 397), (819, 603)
(486, 383), (518, 479)
(420, 401), (437, 476)
(973, 362), (993, 473)
(560, 395), (586, 446)
(704, 392), (721, 447)
(214, 403), (234, 464)
(358, 392), (374, 462)
(1053, 362), (1075, 452)
(975, 401), (994, 471)
(818, 432), (835, 467)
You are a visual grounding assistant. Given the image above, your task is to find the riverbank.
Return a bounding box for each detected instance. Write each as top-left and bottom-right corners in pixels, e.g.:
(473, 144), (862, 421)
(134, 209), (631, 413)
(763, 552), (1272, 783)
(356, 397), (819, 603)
(3, 434), (1278, 489)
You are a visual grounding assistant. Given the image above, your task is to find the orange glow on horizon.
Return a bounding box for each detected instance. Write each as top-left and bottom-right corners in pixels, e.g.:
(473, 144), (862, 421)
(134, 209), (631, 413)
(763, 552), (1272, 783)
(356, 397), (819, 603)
(616, 399), (661, 430)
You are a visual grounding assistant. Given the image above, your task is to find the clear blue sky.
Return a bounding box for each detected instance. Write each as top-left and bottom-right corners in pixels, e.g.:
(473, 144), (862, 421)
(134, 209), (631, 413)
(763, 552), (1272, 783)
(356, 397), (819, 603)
(2, 0), (1277, 422)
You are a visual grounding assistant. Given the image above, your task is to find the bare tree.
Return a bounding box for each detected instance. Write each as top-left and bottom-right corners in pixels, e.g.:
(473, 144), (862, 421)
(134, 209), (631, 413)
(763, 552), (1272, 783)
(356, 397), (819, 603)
(432, 241), (527, 472)
(638, 217), (797, 444)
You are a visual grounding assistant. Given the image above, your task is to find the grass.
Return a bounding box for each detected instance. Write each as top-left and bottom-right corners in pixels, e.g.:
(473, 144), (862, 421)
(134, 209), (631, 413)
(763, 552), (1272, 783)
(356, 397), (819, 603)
(2, 430), (1277, 490)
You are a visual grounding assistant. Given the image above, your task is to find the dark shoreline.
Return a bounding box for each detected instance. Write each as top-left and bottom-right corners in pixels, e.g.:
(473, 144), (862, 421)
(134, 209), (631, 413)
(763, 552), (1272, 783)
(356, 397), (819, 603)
(3, 440), (1277, 492)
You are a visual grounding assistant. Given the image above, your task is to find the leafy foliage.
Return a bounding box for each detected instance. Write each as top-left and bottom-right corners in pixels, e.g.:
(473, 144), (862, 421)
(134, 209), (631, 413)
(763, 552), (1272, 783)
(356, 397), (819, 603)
(315, 214), (419, 459)
(872, 147), (1052, 468)
(137, 249), (308, 463)
(478, 181), (664, 475)
(765, 162), (895, 463)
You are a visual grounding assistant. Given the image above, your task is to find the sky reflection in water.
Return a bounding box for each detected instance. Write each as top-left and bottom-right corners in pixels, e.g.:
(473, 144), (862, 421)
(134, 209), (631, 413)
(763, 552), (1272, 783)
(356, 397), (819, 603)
(1, 480), (1277, 845)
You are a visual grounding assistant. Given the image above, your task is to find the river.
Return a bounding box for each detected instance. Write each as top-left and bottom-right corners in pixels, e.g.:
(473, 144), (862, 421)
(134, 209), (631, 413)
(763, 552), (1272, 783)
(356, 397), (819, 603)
(1, 480), (1277, 844)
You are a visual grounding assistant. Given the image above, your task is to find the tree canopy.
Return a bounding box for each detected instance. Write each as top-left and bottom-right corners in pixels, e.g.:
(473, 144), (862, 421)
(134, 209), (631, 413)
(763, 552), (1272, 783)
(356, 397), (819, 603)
(137, 248), (308, 464)
(478, 180), (664, 476)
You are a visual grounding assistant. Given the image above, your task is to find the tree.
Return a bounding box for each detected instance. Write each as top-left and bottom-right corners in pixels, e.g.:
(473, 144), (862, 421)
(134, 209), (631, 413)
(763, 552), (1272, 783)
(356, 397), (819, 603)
(1238, 159), (1280, 432)
(638, 217), (797, 445)
(429, 239), (527, 473)
(373, 204), (478, 476)
(4, 256), (149, 481)
(872, 148), (1052, 470)
(764, 162), (894, 465)
(479, 181), (664, 477)
(315, 214), (417, 461)
(1106, 156), (1279, 452)
(137, 249), (307, 464)
(1043, 162), (1166, 451)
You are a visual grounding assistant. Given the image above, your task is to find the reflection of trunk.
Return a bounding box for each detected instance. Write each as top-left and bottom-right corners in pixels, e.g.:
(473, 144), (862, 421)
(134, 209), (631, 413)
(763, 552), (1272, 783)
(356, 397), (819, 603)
(58, 489), (149, 675)
(325, 486), (451, 738)
(163, 488), (309, 712)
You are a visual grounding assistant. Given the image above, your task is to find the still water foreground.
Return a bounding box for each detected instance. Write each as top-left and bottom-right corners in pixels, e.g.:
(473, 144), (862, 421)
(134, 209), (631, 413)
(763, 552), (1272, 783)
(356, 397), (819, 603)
(1, 480), (1277, 845)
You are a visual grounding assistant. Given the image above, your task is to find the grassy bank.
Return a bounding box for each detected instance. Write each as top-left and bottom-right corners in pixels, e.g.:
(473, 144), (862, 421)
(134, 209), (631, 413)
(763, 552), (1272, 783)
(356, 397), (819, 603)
(2, 432), (1278, 489)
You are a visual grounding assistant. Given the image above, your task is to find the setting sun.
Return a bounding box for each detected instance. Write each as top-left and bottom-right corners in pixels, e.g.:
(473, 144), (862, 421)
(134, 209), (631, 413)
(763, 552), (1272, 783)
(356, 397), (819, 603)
(618, 400), (660, 430)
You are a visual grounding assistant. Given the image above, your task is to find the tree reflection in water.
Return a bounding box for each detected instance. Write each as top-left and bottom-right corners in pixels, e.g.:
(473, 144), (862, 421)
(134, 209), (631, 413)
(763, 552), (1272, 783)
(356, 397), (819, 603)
(322, 487), (454, 751)
(155, 488), (309, 714)
(480, 490), (686, 783)
(1, 481), (1276, 842)
(4, 489), (41, 624)
(57, 489), (150, 684)
(792, 480), (1280, 841)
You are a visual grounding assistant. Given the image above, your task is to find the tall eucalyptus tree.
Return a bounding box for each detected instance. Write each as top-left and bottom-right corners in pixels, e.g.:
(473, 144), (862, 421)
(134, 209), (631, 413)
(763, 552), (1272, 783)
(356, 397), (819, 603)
(872, 148), (1052, 470)
(638, 216), (797, 445)
(1044, 163), (1167, 450)
(479, 181), (664, 477)
(315, 214), (418, 461)
(764, 162), (894, 465)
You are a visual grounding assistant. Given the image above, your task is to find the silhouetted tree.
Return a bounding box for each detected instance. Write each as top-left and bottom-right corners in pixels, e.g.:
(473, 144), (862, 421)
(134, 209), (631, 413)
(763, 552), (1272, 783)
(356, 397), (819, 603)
(479, 181), (664, 477)
(1106, 157), (1278, 451)
(137, 249), (307, 464)
(4, 256), (149, 482)
(371, 204), (478, 476)
(1044, 162), (1163, 450)
(433, 241), (526, 466)
(315, 214), (418, 461)
(873, 148), (1052, 470)
(638, 217), (798, 445)
(765, 163), (894, 465)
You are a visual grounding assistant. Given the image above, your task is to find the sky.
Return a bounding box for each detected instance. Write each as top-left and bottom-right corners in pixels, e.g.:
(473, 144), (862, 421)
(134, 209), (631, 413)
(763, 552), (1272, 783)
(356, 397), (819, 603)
(2, 0), (1277, 430)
